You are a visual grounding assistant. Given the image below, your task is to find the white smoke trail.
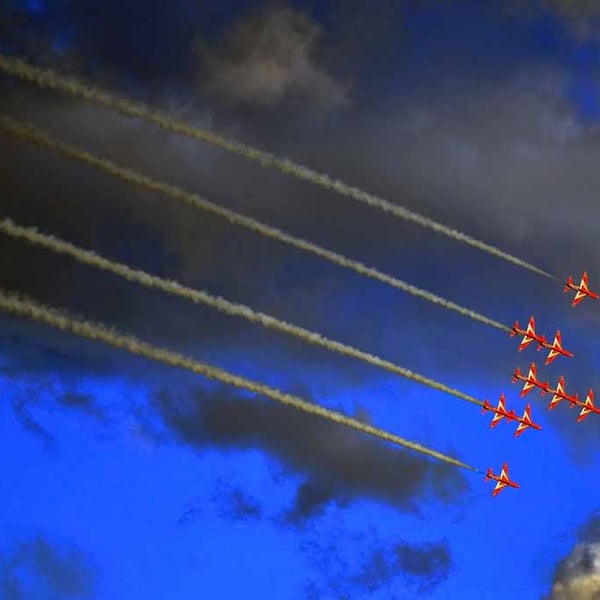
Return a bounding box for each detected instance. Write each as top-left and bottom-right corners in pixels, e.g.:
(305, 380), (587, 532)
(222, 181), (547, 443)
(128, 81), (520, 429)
(0, 288), (481, 472)
(0, 54), (555, 280)
(0, 114), (510, 334)
(0, 216), (485, 407)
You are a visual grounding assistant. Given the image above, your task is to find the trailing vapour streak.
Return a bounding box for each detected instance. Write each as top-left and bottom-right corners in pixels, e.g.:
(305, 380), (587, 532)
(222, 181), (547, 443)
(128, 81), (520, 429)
(0, 216), (484, 407)
(0, 54), (554, 280)
(0, 289), (481, 473)
(0, 115), (510, 334)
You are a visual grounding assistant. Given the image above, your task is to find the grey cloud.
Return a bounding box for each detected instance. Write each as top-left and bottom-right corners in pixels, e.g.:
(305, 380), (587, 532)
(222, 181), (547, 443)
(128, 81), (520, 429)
(196, 4), (349, 110)
(546, 511), (600, 599)
(547, 543), (600, 599)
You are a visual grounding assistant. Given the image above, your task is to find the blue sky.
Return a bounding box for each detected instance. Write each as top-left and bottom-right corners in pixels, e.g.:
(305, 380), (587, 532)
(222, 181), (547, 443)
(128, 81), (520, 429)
(3, 1), (600, 598)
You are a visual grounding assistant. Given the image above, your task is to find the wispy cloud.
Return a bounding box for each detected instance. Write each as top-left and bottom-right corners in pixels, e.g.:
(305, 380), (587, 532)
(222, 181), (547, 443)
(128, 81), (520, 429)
(196, 5), (349, 111)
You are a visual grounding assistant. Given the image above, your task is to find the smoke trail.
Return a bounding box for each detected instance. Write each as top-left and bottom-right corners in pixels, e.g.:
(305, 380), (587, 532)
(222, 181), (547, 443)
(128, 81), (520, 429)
(0, 55), (555, 280)
(0, 115), (510, 334)
(0, 216), (484, 407)
(0, 288), (482, 472)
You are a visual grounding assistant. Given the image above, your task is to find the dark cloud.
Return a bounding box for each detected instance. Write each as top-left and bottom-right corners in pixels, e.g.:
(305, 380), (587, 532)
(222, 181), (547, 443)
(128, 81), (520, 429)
(0, 535), (96, 599)
(0, 321), (114, 378)
(58, 391), (107, 422)
(210, 478), (263, 522)
(353, 539), (452, 595)
(300, 516), (453, 598)
(178, 479), (262, 525)
(10, 396), (56, 451)
(287, 477), (351, 522)
(156, 385), (470, 515)
(196, 4), (349, 111)
(394, 540), (453, 593)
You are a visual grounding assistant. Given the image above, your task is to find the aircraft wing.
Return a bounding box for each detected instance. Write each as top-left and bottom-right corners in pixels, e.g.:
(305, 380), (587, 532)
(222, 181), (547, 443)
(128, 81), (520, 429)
(492, 479), (508, 496)
(514, 422), (528, 437)
(519, 336), (534, 351)
(490, 411), (505, 428)
(545, 348), (560, 364)
(521, 379), (535, 396)
(548, 393), (563, 410)
(572, 290), (587, 306)
(514, 405), (535, 437)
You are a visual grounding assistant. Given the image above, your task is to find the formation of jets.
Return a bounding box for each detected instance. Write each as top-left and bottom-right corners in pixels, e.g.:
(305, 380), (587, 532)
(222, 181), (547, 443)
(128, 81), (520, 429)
(511, 363), (600, 421)
(510, 316), (573, 365)
(485, 272), (598, 497)
(481, 394), (541, 437)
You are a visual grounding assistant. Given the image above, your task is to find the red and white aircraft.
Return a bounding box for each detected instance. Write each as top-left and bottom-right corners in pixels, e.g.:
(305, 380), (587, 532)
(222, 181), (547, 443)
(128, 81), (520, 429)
(548, 375), (579, 410)
(512, 363), (551, 397)
(510, 316), (547, 352)
(576, 390), (600, 422)
(548, 378), (600, 422)
(539, 331), (573, 365)
(564, 272), (599, 307)
(482, 393), (515, 429)
(485, 462), (520, 497)
(514, 404), (542, 437)
(482, 394), (542, 437)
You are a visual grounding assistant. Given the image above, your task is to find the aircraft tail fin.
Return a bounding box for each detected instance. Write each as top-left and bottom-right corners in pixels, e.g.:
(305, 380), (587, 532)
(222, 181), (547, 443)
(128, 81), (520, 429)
(512, 367), (521, 382)
(564, 275), (574, 293)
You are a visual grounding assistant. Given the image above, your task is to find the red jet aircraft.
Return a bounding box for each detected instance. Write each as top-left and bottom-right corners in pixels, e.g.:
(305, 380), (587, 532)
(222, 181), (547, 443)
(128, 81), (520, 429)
(485, 462), (520, 497)
(577, 390), (600, 422)
(482, 394), (542, 437)
(512, 362), (550, 397)
(514, 404), (542, 437)
(548, 375), (579, 410)
(510, 316), (547, 352)
(564, 272), (599, 307)
(482, 393), (514, 429)
(539, 331), (573, 365)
